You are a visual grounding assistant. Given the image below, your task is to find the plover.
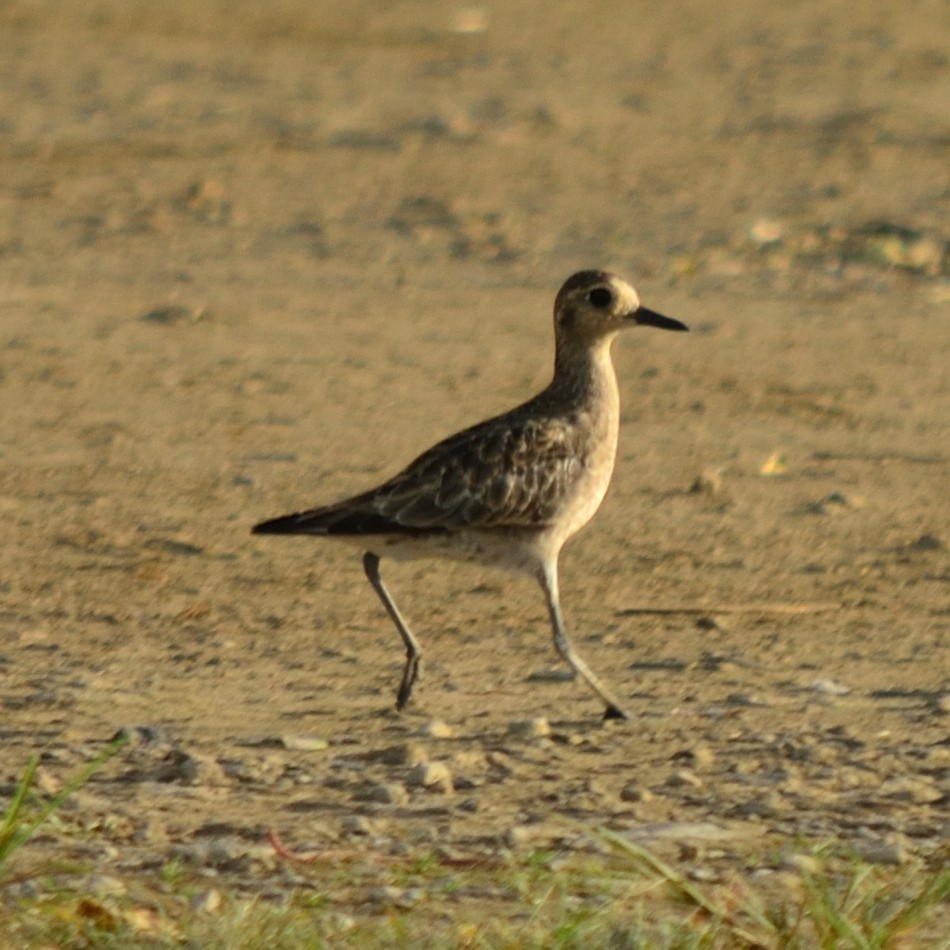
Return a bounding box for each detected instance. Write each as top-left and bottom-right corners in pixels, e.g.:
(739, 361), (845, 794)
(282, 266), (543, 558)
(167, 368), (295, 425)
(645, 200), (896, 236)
(253, 270), (687, 720)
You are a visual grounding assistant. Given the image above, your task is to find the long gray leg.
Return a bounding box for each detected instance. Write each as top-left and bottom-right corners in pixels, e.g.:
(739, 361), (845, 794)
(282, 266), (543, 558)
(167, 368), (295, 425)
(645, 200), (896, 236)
(537, 558), (629, 721)
(362, 551), (422, 710)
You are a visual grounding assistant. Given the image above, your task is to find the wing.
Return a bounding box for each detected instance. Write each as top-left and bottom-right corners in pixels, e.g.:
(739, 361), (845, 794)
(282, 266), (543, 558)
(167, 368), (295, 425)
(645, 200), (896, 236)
(253, 413), (589, 537)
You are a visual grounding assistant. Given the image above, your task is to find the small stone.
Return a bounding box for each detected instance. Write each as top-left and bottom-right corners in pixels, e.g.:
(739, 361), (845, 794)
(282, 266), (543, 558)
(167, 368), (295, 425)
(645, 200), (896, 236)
(352, 783), (410, 805)
(417, 719), (454, 739)
(783, 853), (821, 875)
(853, 837), (909, 866)
(935, 695), (950, 715)
(88, 874), (127, 898)
(507, 717), (551, 739)
(112, 725), (172, 747)
(620, 782), (653, 803)
(366, 886), (422, 907)
(878, 776), (941, 804)
(504, 824), (553, 849)
(406, 761), (454, 793)
(749, 218), (784, 247)
(281, 734), (329, 752)
(672, 744), (715, 769)
(153, 749), (227, 785)
(689, 467), (725, 495)
(731, 793), (781, 818)
(810, 678), (850, 696)
(376, 743), (428, 766)
(340, 815), (375, 835)
(665, 769), (703, 789)
(191, 889), (223, 913)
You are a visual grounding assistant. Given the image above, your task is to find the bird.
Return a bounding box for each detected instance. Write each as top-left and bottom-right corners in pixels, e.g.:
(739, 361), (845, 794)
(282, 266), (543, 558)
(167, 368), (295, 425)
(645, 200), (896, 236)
(252, 270), (688, 720)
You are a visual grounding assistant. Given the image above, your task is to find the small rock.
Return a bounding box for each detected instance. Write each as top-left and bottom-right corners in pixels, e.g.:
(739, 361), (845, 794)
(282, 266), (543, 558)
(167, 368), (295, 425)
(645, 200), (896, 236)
(620, 782), (653, 803)
(934, 695), (950, 715)
(672, 744), (716, 769)
(507, 717), (551, 739)
(140, 305), (207, 325)
(366, 885), (422, 907)
(352, 783), (410, 805)
(280, 734), (329, 752)
(810, 678), (850, 696)
(112, 725), (172, 747)
(853, 836), (909, 866)
(406, 761), (454, 793)
(191, 889), (223, 913)
(417, 719), (454, 739)
(340, 815), (376, 835)
(505, 825), (552, 849)
(665, 769), (703, 789)
(88, 874), (127, 898)
(782, 853), (822, 876)
(689, 467), (725, 495)
(731, 793), (782, 818)
(153, 749), (227, 785)
(878, 776), (941, 804)
(749, 218), (784, 247)
(376, 743), (428, 766)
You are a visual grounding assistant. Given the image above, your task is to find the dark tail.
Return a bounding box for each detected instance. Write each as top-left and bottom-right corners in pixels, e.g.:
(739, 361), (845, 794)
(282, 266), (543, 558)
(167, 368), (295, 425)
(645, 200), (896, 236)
(251, 511), (332, 536)
(252, 503), (442, 537)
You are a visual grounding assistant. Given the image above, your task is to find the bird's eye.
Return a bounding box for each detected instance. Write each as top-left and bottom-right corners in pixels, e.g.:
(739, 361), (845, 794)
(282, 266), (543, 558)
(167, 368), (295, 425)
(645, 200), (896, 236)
(588, 287), (613, 308)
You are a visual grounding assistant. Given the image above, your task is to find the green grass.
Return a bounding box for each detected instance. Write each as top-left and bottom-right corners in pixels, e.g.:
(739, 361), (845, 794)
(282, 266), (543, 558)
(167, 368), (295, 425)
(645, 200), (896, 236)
(2, 749), (949, 948)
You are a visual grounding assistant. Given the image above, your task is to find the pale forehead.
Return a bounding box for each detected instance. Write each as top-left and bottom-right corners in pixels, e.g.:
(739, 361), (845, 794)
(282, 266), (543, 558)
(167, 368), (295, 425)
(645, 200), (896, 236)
(606, 275), (640, 311)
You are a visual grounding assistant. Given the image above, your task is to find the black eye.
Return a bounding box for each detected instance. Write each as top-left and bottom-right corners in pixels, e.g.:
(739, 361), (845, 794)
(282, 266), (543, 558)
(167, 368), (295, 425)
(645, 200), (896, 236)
(588, 287), (613, 308)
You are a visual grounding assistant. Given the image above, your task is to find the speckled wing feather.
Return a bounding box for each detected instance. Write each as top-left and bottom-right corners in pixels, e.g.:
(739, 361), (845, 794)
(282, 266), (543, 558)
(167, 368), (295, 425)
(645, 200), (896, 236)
(252, 413), (588, 537)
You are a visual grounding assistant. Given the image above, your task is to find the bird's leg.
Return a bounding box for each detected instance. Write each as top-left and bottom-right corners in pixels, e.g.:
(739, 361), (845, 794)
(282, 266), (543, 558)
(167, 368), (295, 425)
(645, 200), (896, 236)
(537, 560), (630, 721)
(362, 552), (422, 710)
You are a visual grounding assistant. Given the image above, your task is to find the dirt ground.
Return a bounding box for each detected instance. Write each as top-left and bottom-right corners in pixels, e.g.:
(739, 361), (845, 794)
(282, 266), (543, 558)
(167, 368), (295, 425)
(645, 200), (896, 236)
(1, 0), (949, 923)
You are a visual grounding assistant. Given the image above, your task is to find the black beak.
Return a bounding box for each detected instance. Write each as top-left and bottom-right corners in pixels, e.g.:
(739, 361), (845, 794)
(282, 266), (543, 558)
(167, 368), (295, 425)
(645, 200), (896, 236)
(632, 307), (688, 332)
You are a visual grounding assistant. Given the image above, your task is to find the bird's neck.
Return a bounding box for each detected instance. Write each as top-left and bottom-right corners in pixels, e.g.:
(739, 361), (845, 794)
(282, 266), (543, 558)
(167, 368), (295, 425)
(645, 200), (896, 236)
(547, 334), (620, 411)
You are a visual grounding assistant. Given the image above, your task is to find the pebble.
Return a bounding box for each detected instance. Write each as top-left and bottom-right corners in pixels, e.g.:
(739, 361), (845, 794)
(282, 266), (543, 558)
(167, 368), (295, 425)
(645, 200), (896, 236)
(620, 782), (654, 803)
(352, 783), (410, 805)
(366, 885), (422, 907)
(731, 792), (783, 818)
(672, 744), (716, 769)
(665, 769), (703, 789)
(749, 217), (784, 246)
(280, 734), (329, 752)
(852, 836), (909, 866)
(877, 776), (942, 804)
(782, 853), (822, 875)
(87, 874), (127, 897)
(406, 761), (454, 793)
(417, 719), (454, 739)
(152, 750), (227, 785)
(505, 824), (553, 849)
(191, 889), (223, 913)
(340, 815), (377, 835)
(809, 678), (850, 696)
(507, 717), (551, 739)
(374, 743), (429, 766)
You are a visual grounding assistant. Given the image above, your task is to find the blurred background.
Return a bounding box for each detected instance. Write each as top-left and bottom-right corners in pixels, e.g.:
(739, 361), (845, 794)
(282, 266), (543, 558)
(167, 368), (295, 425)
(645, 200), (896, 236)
(1, 0), (949, 934)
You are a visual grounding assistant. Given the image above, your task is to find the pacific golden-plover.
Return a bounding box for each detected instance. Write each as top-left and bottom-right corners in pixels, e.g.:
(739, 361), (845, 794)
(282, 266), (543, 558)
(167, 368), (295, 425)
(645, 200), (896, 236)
(253, 270), (688, 719)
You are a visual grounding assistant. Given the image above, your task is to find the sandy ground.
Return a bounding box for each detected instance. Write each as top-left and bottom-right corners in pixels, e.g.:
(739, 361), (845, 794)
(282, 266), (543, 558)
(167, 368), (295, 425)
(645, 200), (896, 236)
(1, 0), (949, 921)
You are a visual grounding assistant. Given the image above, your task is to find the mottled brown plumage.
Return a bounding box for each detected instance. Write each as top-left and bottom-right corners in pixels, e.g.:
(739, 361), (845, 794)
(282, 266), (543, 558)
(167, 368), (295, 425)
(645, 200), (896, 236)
(253, 270), (687, 719)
